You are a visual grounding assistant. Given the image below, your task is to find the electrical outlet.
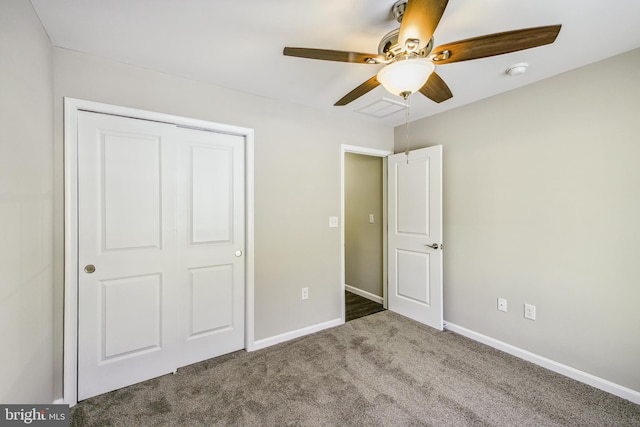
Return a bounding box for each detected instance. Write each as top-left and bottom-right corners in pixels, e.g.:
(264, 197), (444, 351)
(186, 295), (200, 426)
(524, 303), (536, 320)
(497, 298), (507, 312)
(301, 287), (309, 300)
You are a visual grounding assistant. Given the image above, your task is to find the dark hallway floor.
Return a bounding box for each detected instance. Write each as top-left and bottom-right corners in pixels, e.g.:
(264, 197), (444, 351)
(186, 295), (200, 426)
(345, 290), (385, 322)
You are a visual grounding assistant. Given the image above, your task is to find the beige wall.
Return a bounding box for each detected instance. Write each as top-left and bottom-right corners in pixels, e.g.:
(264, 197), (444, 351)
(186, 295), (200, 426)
(7, 0), (638, 402)
(52, 48), (393, 399)
(345, 153), (383, 297)
(0, 0), (54, 403)
(395, 49), (640, 392)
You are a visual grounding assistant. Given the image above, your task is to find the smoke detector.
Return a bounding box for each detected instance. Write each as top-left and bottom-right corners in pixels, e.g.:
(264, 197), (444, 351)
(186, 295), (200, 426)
(506, 63), (529, 76)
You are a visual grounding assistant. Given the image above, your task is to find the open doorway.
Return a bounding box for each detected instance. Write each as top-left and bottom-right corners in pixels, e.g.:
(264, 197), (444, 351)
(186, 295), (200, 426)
(341, 145), (393, 322)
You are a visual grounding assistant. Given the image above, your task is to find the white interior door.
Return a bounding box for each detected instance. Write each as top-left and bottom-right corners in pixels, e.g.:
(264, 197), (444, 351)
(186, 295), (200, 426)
(77, 112), (179, 400)
(387, 146), (443, 330)
(175, 127), (245, 368)
(77, 111), (244, 400)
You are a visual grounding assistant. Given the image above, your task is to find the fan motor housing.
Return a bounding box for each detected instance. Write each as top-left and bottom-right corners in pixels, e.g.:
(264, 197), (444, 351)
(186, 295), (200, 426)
(391, 0), (407, 22)
(378, 29), (434, 59)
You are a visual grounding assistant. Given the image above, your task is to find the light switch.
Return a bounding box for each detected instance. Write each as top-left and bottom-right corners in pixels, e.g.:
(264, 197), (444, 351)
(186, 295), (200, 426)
(329, 216), (339, 228)
(369, 214), (374, 224)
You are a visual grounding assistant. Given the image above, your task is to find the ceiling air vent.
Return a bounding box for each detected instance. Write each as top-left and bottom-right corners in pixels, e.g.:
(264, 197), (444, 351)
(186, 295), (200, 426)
(356, 98), (405, 118)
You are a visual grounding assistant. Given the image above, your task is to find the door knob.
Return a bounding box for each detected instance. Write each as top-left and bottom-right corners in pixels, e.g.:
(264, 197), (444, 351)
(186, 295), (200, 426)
(425, 243), (439, 250)
(235, 250), (243, 257)
(84, 264), (96, 274)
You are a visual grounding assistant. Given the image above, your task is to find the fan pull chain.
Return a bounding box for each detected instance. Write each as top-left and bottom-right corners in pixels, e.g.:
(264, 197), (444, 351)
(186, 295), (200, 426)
(404, 94), (411, 163)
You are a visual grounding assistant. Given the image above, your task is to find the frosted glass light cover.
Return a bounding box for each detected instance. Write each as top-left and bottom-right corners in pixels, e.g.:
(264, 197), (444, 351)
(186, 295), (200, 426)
(377, 58), (435, 96)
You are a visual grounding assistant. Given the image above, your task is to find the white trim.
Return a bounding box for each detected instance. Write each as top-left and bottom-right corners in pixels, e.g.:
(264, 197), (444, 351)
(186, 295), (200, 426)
(444, 321), (640, 405)
(244, 134), (256, 352)
(63, 98), (255, 406)
(340, 144), (393, 322)
(63, 99), (79, 407)
(52, 398), (64, 405)
(381, 157), (389, 311)
(251, 318), (343, 351)
(345, 285), (384, 304)
(341, 144), (393, 158)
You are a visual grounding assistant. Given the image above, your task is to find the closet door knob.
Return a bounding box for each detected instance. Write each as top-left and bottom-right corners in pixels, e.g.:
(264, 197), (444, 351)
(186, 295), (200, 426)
(84, 264), (96, 274)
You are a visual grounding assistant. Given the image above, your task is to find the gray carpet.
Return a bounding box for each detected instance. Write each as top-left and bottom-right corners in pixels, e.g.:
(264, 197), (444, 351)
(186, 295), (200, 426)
(71, 311), (640, 426)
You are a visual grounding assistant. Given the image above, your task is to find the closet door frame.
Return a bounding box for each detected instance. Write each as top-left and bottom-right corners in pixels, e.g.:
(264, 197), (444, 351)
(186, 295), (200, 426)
(63, 97), (255, 406)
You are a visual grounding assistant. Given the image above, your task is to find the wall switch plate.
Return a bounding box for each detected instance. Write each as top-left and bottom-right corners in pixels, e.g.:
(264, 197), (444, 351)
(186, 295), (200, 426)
(497, 298), (507, 312)
(524, 303), (536, 320)
(329, 216), (339, 228)
(301, 287), (309, 300)
(369, 214), (375, 224)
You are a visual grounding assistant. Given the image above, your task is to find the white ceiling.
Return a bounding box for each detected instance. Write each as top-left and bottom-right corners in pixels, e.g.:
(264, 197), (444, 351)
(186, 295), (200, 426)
(31, 0), (640, 126)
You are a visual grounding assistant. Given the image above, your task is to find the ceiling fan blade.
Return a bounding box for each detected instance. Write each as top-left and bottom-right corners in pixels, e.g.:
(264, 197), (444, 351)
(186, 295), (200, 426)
(283, 47), (383, 64)
(419, 72), (453, 103)
(398, 0), (449, 50)
(431, 25), (562, 64)
(335, 76), (380, 106)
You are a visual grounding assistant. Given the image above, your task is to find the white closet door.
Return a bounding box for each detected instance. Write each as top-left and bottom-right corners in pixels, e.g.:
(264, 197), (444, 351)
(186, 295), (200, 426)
(175, 127), (245, 368)
(77, 112), (245, 400)
(77, 111), (180, 400)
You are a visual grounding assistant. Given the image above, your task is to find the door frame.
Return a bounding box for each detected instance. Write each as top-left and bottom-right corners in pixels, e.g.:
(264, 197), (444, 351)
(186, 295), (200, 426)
(63, 98), (255, 406)
(340, 145), (393, 322)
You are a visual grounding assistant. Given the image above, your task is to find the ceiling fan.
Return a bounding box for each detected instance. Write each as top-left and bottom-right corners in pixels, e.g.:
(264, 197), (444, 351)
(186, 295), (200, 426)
(283, 0), (561, 106)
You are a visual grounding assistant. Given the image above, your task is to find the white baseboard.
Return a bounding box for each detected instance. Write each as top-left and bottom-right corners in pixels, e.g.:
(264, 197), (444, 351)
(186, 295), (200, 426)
(53, 398), (65, 405)
(444, 321), (640, 405)
(345, 285), (384, 304)
(250, 318), (343, 351)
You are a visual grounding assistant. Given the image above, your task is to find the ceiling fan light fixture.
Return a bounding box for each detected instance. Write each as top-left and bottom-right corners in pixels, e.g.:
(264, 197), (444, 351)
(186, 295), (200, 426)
(377, 58), (435, 97)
